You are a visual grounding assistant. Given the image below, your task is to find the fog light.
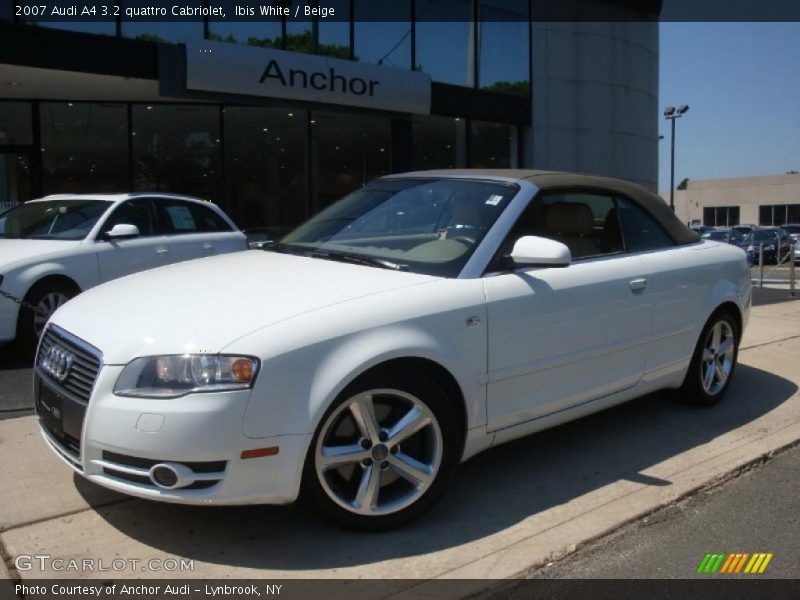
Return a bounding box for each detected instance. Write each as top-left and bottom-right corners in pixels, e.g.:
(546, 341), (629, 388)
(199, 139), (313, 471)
(148, 463), (194, 489)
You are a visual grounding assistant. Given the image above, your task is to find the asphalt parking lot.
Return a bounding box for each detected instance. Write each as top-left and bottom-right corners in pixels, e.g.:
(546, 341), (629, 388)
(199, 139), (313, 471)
(0, 289), (799, 592)
(522, 443), (800, 580)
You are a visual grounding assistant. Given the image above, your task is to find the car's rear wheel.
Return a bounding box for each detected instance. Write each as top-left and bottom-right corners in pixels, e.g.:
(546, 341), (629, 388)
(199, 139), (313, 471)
(17, 281), (77, 353)
(303, 366), (460, 530)
(679, 310), (740, 406)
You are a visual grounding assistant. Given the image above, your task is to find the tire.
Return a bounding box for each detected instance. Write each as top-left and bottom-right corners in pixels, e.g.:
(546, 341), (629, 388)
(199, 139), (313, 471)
(679, 310), (740, 406)
(302, 365), (461, 531)
(16, 280), (78, 354)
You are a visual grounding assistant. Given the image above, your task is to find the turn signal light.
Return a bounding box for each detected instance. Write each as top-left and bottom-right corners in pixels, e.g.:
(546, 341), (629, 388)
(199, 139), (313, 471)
(231, 358), (254, 382)
(241, 447), (280, 459)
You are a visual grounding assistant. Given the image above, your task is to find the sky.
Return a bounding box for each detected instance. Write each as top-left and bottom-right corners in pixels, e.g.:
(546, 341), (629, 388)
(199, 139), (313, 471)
(658, 22), (800, 191)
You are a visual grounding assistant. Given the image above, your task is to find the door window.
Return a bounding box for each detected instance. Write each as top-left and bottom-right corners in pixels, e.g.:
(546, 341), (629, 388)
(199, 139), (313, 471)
(189, 203), (234, 233)
(101, 198), (157, 237)
(498, 191), (625, 263)
(158, 200), (201, 234)
(615, 196), (675, 252)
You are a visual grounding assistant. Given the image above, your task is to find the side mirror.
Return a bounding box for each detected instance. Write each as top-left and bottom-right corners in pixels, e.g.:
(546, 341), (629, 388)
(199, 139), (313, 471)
(508, 235), (571, 268)
(104, 223), (140, 240)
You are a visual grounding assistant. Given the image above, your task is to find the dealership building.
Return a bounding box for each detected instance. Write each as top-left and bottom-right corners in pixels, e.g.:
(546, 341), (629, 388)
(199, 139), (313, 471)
(0, 0), (660, 231)
(665, 173), (800, 228)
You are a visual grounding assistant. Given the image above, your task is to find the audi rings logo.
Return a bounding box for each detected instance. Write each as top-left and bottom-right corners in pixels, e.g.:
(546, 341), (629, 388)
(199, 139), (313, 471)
(40, 344), (74, 382)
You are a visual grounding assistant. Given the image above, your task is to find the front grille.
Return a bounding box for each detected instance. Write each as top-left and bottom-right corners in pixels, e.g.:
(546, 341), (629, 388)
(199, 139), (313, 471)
(37, 326), (102, 403)
(96, 451), (226, 491)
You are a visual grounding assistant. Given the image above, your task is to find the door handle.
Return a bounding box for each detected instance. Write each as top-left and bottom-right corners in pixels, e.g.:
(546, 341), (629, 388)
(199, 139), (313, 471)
(628, 278), (647, 291)
(156, 248), (169, 256)
(203, 243), (214, 251)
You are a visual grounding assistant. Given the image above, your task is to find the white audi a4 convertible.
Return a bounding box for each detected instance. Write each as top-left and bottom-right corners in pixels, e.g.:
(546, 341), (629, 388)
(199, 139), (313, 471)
(35, 171), (751, 529)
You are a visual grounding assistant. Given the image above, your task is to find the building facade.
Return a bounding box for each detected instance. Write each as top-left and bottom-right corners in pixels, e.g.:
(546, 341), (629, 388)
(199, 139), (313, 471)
(0, 0), (660, 232)
(664, 174), (800, 227)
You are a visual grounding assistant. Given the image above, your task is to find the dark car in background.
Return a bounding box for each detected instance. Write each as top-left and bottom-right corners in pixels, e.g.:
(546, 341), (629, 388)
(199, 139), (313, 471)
(782, 223), (800, 243)
(732, 224), (757, 236)
(745, 227), (792, 264)
(701, 228), (748, 245)
(690, 224), (714, 235)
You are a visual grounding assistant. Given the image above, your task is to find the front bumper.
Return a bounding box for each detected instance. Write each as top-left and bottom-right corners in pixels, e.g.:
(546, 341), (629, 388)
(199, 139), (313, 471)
(36, 362), (311, 506)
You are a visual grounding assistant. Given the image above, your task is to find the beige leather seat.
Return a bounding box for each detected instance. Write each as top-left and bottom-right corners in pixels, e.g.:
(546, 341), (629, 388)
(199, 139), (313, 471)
(544, 202), (598, 259)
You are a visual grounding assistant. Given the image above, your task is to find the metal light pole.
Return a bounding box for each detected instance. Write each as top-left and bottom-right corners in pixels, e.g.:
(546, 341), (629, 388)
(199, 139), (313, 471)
(664, 105), (689, 213)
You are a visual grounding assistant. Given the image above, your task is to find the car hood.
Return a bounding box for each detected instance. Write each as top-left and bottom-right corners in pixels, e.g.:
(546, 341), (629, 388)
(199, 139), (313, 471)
(50, 251), (437, 364)
(0, 239), (82, 269)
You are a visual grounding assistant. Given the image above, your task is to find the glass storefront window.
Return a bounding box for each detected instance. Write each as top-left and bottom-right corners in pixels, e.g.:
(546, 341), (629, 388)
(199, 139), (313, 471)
(208, 20), (283, 47)
(224, 106), (308, 231)
(470, 120), (515, 168)
(353, 0), (411, 69)
(312, 111), (390, 212)
(121, 1), (204, 43)
(478, 0), (530, 96)
(40, 102), (128, 194)
(412, 115), (466, 170)
(788, 204), (800, 225)
(0, 153), (31, 204)
(415, 0), (473, 86)
(132, 104), (221, 200)
(758, 205), (773, 226)
(0, 102), (33, 145)
(319, 0), (352, 59)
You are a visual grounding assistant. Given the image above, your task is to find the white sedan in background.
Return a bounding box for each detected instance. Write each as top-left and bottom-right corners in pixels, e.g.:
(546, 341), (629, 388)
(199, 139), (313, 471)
(36, 171), (750, 530)
(0, 193), (245, 349)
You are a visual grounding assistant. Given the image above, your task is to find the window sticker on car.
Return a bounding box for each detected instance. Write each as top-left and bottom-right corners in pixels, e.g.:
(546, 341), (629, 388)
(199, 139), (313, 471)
(165, 205), (196, 231)
(486, 195), (504, 206)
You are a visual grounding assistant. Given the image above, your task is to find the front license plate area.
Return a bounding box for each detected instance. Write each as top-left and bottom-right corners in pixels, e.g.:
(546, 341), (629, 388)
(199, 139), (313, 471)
(37, 382), (64, 437)
(36, 376), (85, 456)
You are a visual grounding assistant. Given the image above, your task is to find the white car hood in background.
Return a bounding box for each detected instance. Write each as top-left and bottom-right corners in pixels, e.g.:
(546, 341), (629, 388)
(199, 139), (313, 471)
(50, 251), (436, 364)
(0, 239), (82, 269)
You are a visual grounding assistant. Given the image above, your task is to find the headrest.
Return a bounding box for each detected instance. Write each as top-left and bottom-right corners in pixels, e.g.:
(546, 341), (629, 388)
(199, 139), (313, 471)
(545, 203), (594, 235)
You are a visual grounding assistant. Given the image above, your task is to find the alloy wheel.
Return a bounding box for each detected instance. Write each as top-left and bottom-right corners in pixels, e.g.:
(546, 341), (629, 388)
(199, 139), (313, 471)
(33, 292), (71, 339)
(700, 320), (735, 395)
(314, 389), (443, 516)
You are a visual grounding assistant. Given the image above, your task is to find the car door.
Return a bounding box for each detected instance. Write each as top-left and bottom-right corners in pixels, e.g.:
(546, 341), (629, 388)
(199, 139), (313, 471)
(186, 201), (247, 255)
(614, 196), (710, 375)
(94, 197), (171, 283)
(483, 191), (651, 432)
(155, 198), (243, 263)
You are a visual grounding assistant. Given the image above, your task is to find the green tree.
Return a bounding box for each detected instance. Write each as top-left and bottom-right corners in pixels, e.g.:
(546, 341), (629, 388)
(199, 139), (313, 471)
(484, 80), (531, 97)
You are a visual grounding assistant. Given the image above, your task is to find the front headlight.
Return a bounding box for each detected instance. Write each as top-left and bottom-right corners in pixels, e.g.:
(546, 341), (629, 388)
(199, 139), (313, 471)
(114, 354), (259, 398)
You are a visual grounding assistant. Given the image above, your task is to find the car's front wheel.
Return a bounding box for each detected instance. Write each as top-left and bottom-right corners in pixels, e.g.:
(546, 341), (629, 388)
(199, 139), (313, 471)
(679, 310), (740, 406)
(303, 366), (461, 530)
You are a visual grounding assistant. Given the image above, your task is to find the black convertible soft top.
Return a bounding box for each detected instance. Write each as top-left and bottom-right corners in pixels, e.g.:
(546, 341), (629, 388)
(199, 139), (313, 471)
(388, 169), (701, 246)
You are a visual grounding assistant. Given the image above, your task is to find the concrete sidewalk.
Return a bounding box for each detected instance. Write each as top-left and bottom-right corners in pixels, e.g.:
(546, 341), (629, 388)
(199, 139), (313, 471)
(1, 300), (799, 592)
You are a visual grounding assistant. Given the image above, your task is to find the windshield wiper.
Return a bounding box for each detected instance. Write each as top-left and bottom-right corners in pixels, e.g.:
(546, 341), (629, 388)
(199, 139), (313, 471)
(310, 251), (407, 271)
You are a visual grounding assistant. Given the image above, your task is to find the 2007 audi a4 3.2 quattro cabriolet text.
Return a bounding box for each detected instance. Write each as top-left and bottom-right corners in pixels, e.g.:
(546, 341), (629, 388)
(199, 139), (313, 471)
(35, 170), (751, 530)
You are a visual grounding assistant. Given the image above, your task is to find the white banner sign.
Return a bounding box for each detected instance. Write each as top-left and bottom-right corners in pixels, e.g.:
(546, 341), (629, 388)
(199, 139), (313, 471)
(185, 41), (431, 115)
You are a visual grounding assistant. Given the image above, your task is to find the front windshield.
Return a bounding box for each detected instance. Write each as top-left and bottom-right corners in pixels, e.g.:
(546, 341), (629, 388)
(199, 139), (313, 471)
(279, 178), (519, 277)
(0, 200), (110, 241)
(702, 230), (728, 241)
